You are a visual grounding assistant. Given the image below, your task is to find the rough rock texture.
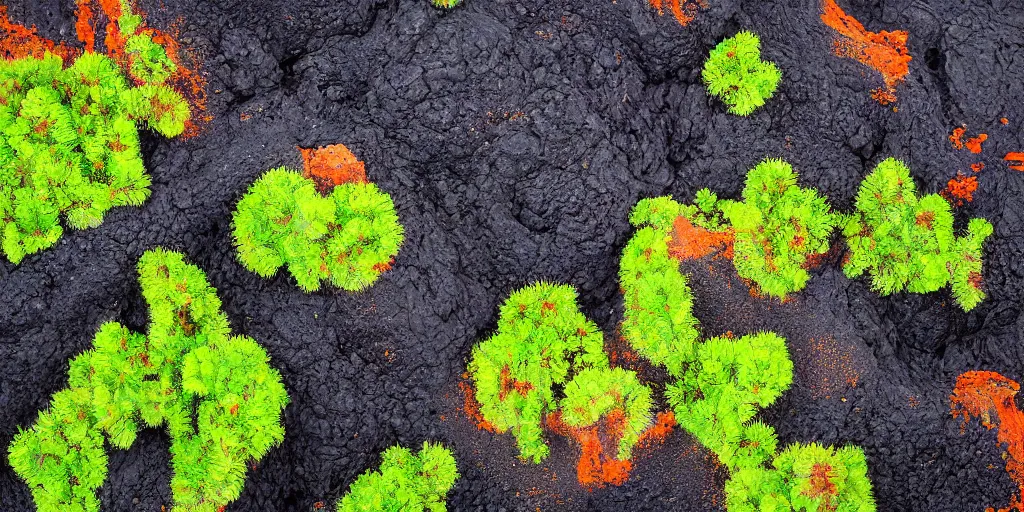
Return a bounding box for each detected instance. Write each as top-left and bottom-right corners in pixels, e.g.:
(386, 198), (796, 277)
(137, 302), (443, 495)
(1, 0), (1023, 510)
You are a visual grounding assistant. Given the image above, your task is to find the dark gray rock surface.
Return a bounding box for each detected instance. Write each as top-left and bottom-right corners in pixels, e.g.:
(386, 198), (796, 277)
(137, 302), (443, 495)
(1, 0), (1023, 510)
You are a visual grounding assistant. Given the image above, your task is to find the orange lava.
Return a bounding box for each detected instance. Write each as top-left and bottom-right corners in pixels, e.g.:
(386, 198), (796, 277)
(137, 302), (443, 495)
(950, 126), (967, 150)
(0, 6), (78, 61)
(821, 0), (911, 104)
(950, 371), (1024, 512)
(972, 163), (986, 173)
(648, 0), (707, 27)
(667, 216), (734, 262)
(1006, 153), (1024, 172)
(459, 377), (498, 433)
(300, 144), (368, 194)
(945, 173), (978, 205)
(966, 134), (988, 154)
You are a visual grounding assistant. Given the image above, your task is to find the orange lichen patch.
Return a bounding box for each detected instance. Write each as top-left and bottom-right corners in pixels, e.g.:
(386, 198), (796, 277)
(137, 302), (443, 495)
(821, 0), (911, 104)
(459, 376), (498, 433)
(635, 411), (677, 450)
(667, 216), (734, 262)
(950, 126), (967, 150)
(545, 411), (633, 488)
(498, 366), (534, 401)
(1001, 117), (1010, 126)
(945, 173), (978, 205)
(648, 0), (707, 27)
(967, 133), (988, 154)
(0, 6), (79, 61)
(75, 1), (97, 53)
(805, 336), (861, 399)
(950, 371), (1024, 512)
(300, 144), (368, 194)
(1006, 153), (1024, 172)
(972, 162), (986, 173)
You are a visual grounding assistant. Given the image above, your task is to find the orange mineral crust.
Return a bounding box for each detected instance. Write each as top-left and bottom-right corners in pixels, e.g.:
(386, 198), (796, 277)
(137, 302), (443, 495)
(1006, 153), (1024, 172)
(667, 216), (734, 262)
(300, 144), (369, 194)
(648, 0), (707, 27)
(951, 371), (1024, 512)
(821, 0), (911, 104)
(945, 173), (978, 204)
(0, 6), (78, 61)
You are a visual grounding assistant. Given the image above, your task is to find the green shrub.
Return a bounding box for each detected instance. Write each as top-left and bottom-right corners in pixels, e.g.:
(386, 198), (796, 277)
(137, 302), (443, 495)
(338, 442), (459, 512)
(702, 31), (781, 116)
(667, 332), (793, 470)
(467, 282), (609, 463)
(560, 367), (653, 460)
(619, 196), (701, 377)
(726, 443), (875, 512)
(718, 158), (839, 299)
(843, 157), (993, 310)
(8, 248), (289, 512)
(232, 167), (404, 292)
(0, 51), (189, 263)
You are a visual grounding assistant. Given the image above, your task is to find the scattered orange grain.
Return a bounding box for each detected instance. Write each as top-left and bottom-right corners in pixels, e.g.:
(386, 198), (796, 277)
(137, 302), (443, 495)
(458, 377), (498, 433)
(821, 0), (911, 104)
(300, 144), (368, 194)
(951, 371), (1024, 512)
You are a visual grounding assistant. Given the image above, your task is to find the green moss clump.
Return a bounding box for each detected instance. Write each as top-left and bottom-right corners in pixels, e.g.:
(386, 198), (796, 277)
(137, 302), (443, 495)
(702, 31), (781, 116)
(667, 332), (793, 470)
(718, 158), (839, 299)
(467, 282), (609, 463)
(843, 157), (993, 311)
(560, 367), (654, 460)
(727, 443), (875, 512)
(431, 0), (462, 8)
(619, 196), (701, 377)
(8, 248), (289, 512)
(232, 167), (405, 292)
(338, 442), (459, 512)
(0, 52), (189, 263)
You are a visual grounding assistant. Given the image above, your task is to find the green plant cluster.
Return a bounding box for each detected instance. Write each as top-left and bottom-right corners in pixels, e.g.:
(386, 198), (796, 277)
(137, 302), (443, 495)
(619, 199), (876, 511)
(467, 282), (653, 463)
(619, 196), (701, 376)
(8, 248), (289, 512)
(0, 44), (189, 263)
(843, 157), (993, 310)
(431, 0), (462, 8)
(727, 443), (875, 512)
(702, 31), (782, 116)
(717, 158), (839, 299)
(338, 442), (459, 512)
(232, 167), (405, 292)
(561, 367), (653, 460)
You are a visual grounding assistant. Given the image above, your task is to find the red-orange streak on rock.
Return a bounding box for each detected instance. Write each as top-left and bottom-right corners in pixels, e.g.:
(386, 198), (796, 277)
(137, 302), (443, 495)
(459, 378), (498, 433)
(950, 127), (967, 150)
(300, 144), (368, 194)
(0, 6), (78, 61)
(1006, 153), (1024, 172)
(667, 216), (734, 261)
(75, 1), (96, 53)
(648, 0), (706, 27)
(951, 371), (1024, 512)
(821, 0), (911, 104)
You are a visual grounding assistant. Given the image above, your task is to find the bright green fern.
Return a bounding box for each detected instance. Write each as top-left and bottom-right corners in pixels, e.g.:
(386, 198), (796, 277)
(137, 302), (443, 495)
(338, 442), (459, 512)
(718, 158), (839, 299)
(0, 50), (189, 264)
(843, 157), (993, 311)
(560, 367), (654, 460)
(8, 248), (289, 512)
(232, 167), (404, 292)
(702, 31), (781, 116)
